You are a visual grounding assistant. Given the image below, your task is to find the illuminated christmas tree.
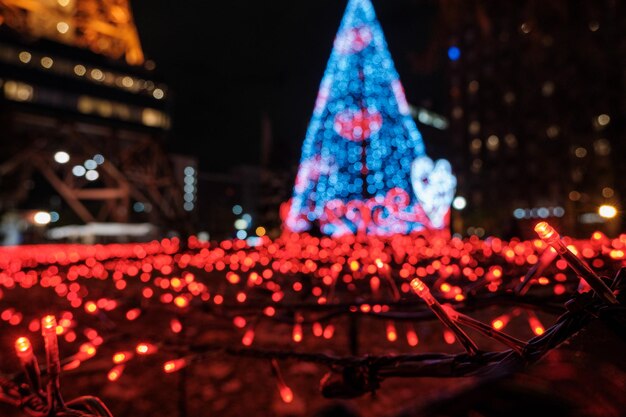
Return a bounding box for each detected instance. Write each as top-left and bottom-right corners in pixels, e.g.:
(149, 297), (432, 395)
(284, 0), (456, 237)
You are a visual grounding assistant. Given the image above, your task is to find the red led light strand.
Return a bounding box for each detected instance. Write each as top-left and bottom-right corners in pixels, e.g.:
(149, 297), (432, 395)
(410, 278), (479, 355)
(0, 231), (623, 405)
(270, 359), (294, 403)
(14, 336), (44, 398)
(42, 315), (65, 408)
(5, 322), (114, 416)
(441, 305), (526, 355)
(535, 222), (618, 305)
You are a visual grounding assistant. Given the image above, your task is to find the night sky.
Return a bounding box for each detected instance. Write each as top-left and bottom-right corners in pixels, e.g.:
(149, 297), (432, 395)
(130, 0), (444, 173)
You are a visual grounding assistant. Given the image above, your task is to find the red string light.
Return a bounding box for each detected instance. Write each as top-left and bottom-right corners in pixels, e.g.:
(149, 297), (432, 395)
(410, 278), (479, 355)
(15, 336), (33, 360)
(136, 342), (157, 355)
(535, 222), (618, 305)
(270, 359), (294, 404)
(0, 229), (623, 409)
(112, 351), (133, 364)
(107, 365), (125, 381)
(386, 321), (398, 342)
(163, 358), (187, 374)
(405, 325), (419, 347)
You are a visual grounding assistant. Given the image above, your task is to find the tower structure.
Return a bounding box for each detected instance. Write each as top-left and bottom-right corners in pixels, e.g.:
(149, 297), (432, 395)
(0, 0), (193, 238)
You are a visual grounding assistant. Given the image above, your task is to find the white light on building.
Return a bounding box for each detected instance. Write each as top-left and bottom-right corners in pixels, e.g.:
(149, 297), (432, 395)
(54, 151), (70, 164)
(72, 165), (86, 177)
(84, 159), (97, 170)
(18, 51), (32, 63)
(153, 88), (165, 99)
(537, 207), (550, 218)
(183, 165), (196, 211)
(85, 170), (99, 181)
(598, 205), (617, 219)
(33, 211), (52, 225)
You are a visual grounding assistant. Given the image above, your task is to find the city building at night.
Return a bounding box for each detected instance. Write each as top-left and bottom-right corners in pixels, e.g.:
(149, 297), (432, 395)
(0, 0), (191, 243)
(442, 0), (625, 238)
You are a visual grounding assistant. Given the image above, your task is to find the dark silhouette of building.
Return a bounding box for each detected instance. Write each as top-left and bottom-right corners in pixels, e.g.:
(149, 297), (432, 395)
(0, 0), (193, 240)
(443, 0), (625, 238)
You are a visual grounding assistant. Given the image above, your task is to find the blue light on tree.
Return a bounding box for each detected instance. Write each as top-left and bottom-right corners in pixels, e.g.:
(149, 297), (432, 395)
(284, 0), (456, 237)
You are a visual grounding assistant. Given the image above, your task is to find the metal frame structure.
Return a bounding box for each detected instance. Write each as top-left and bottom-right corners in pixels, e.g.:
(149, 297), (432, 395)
(0, 112), (190, 231)
(0, 0), (193, 236)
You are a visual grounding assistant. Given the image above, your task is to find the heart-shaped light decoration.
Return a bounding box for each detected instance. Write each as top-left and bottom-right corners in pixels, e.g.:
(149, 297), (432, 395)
(410, 156), (456, 229)
(334, 108), (382, 142)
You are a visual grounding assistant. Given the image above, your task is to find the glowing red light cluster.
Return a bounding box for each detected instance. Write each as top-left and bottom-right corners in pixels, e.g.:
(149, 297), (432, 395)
(0, 229), (623, 393)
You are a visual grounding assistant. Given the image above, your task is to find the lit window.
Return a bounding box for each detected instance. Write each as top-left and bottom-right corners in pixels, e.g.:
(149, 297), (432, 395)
(91, 69), (104, 81)
(546, 125), (559, 139)
(486, 135), (499, 151)
(468, 121), (480, 135)
(596, 114), (610, 127)
(153, 88), (165, 99)
(602, 187), (614, 198)
(504, 134), (517, 148)
(470, 138), (481, 154)
(56, 22), (70, 34)
(593, 139), (611, 156)
(74, 65), (87, 76)
(41, 57), (53, 69)
(4, 81), (34, 102)
(122, 76), (134, 88)
(18, 51), (31, 63)
(574, 147), (587, 158)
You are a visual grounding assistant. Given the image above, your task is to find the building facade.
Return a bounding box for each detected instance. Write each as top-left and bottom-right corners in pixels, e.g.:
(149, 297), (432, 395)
(443, 0), (625, 238)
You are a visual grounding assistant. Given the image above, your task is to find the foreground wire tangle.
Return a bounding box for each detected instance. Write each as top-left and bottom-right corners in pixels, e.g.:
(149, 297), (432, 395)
(172, 270), (626, 398)
(1, 316), (113, 417)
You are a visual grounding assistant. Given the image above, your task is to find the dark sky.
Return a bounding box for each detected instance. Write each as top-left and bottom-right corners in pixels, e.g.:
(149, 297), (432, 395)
(130, 0), (444, 173)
